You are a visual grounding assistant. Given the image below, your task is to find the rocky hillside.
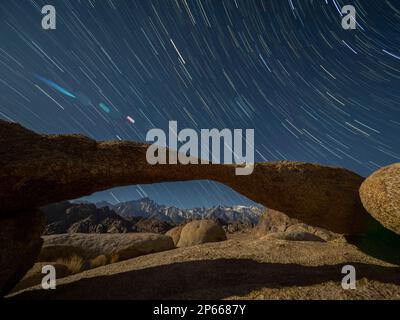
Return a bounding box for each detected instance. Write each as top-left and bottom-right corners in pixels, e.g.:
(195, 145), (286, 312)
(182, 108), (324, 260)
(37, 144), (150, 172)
(42, 202), (176, 235)
(42, 202), (137, 234)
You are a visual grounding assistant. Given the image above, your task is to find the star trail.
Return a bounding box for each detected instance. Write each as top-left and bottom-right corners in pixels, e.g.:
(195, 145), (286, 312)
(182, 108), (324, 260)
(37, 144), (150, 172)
(0, 0), (399, 207)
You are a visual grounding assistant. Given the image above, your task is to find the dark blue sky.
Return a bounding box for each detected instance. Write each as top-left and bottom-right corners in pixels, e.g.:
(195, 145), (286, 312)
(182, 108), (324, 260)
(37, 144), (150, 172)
(0, 0), (399, 208)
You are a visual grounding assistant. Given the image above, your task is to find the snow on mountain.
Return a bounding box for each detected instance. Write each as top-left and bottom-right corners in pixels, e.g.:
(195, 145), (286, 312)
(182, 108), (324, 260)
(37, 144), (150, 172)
(97, 198), (264, 225)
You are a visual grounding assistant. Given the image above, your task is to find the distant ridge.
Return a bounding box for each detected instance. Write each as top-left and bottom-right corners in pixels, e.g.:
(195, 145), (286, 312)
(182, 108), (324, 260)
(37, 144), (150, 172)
(95, 197), (264, 224)
(45, 198), (264, 235)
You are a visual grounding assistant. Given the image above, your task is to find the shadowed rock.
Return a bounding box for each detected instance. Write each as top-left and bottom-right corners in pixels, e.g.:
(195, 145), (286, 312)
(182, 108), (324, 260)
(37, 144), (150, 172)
(0, 120), (370, 234)
(0, 210), (45, 296)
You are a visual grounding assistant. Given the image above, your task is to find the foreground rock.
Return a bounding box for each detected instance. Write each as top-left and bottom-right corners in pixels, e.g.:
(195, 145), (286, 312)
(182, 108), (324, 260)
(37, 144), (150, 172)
(9, 236), (400, 300)
(360, 163), (400, 235)
(0, 210), (45, 297)
(255, 209), (300, 236)
(255, 209), (340, 241)
(166, 225), (185, 246)
(285, 223), (339, 242)
(1, 120), (369, 234)
(38, 233), (175, 262)
(177, 220), (227, 247)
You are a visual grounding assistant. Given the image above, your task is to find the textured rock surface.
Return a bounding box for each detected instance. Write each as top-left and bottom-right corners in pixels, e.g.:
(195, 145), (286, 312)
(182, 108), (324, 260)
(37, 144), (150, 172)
(360, 163), (400, 235)
(286, 223), (340, 242)
(255, 210), (341, 241)
(0, 120), (370, 234)
(177, 220), (227, 247)
(255, 209), (300, 236)
(165, 225), (184, 246)
(0, 210), (45, 296)
(39, 233), (175, 262)
(224, 220), (254, 234)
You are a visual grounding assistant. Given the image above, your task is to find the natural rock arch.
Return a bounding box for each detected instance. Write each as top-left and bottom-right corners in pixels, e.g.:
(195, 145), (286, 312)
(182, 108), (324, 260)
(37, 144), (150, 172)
(0, 120), (369, 234)
(0, 120), (373, 295)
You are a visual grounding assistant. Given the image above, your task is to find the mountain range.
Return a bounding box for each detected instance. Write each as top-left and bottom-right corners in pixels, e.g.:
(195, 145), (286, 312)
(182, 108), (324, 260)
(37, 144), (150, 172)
(96, 197), (264, 225)
(42, 198), (264, 235)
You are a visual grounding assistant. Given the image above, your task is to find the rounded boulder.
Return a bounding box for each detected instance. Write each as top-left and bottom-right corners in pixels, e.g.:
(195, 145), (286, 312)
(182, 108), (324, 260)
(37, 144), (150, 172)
(177, 220), (227, 247)
(360, 163), (400, 235)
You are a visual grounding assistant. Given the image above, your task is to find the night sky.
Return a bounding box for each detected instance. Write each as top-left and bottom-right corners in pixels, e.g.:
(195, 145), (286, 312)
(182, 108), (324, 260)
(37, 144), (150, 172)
(0, 0), (399, 208)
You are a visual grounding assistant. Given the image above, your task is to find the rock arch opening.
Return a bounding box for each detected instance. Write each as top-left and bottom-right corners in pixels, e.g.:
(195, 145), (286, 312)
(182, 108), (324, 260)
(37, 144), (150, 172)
(1, 120), (370, 234)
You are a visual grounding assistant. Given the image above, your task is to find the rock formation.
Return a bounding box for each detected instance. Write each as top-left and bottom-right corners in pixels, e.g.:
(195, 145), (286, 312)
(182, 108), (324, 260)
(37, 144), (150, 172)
(255, 209), (300, 236)
(285, 223), (340, 242)
(255, 209), (340, 241)
(176, 220), (227, 247)
(360, 163), (400, 235)
(0, 120), (374, 295)
(39, 233), (175, 262)
(0, 120), (369, 234)
(0, 210), (45, 296)
(165, 225), (185, 246)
